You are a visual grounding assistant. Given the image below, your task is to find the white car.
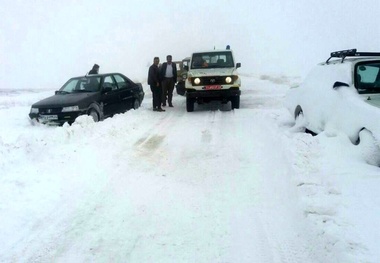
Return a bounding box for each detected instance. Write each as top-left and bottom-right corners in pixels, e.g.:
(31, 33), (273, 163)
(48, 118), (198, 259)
(285, 49), (380, 164)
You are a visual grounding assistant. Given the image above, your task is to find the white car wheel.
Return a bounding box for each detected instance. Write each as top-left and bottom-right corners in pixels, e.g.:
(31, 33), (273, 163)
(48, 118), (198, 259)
(290, 107), (306, 133)
(357, 128), (380, 166)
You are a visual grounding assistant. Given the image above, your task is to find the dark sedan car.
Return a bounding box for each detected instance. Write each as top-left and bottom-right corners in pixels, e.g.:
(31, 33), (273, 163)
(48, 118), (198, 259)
(29, 73), (144, 125)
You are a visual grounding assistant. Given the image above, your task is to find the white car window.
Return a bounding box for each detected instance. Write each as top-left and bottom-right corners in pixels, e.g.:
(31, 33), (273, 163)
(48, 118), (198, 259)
(356, 63), (380, 94)
(358, 65), (379, 83)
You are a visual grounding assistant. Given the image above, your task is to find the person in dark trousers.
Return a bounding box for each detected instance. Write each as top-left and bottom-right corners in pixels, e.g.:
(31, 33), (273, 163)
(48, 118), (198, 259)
(89, 64), (100, 75)
(148, 57), (165, 112)
(160, 55), (177, 107)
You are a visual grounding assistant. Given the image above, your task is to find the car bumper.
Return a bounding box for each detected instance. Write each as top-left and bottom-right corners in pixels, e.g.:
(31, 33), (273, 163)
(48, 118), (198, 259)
(186, 88), (241, 98)
(29, 111), (84, 125)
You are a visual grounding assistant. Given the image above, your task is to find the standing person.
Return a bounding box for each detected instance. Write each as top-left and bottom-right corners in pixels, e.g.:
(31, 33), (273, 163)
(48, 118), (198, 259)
(160, 55), (177, 107)
(89, 64), (100, 74)
(148, 57), (165, 112)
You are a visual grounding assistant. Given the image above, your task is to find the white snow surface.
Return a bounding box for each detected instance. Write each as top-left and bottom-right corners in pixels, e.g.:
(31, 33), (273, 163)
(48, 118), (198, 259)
(1, 75), (380, 262)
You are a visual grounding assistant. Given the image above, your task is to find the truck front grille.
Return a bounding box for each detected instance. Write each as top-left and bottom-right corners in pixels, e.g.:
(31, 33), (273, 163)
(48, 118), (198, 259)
(192, 76), (232, 86)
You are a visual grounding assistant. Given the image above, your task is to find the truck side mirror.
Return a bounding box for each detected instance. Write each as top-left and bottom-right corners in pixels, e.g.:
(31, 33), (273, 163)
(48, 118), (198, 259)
(184, 65), (189, 71)
(236, 63), (241, 69)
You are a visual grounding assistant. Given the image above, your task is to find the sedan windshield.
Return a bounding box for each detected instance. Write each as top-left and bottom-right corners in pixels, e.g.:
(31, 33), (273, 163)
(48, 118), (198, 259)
(59, 77), (101, 93)
(191, 51), (235, 69)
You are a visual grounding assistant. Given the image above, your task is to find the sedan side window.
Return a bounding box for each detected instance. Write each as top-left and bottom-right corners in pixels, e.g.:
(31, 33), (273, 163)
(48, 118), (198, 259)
(114, 74), (128, 89)
(104, 76), (118, 91)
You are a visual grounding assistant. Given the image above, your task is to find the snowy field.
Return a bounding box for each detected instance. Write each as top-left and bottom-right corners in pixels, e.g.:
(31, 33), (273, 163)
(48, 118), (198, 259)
(1, 74), (380, 262)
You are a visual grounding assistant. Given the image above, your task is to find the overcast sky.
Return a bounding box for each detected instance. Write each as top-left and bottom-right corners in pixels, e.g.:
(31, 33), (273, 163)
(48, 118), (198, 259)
(1, 0), (380, 89)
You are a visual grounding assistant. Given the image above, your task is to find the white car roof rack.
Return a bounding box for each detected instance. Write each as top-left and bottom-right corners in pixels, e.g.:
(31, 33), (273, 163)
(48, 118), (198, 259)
(326, 49), (380, 64)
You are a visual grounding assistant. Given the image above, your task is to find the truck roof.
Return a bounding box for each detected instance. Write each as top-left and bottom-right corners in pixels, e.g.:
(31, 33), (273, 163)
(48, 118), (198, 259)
(192, 49), (233, 54)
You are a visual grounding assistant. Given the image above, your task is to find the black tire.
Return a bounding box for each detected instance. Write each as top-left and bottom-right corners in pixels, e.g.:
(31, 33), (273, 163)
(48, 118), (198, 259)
(133, 98), (140, 110)
(89, 109), (99, 122)
(176, 82), (186, 96)
(231, 96), (240, 109)
(186, 97), (195, 112)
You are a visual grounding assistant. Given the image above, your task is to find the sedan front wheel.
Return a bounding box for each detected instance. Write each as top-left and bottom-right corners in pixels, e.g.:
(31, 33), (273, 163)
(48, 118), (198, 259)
(89, 109), (99, 122)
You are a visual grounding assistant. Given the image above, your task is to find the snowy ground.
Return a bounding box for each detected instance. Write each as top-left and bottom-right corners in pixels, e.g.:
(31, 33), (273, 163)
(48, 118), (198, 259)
(0, 74), (379, 262)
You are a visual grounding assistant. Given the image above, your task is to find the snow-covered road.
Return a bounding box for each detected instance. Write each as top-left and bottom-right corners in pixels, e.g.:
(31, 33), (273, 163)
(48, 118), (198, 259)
(0, 75), (378, 262)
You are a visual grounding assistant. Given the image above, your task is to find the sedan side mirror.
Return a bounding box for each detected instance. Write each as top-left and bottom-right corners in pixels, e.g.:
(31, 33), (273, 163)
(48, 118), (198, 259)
(333, 81), (349, 89)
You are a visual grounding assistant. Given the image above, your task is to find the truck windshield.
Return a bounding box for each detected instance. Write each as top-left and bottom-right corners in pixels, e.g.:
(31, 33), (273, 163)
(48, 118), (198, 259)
(191, 52), (234, 69)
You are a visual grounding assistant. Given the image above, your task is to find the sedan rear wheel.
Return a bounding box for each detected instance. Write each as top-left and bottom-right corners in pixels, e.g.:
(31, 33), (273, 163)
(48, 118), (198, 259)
(133, 99), (140, 110)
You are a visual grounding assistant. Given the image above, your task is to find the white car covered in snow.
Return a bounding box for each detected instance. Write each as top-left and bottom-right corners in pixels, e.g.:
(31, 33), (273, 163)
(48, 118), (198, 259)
(285, 49), (380, 164)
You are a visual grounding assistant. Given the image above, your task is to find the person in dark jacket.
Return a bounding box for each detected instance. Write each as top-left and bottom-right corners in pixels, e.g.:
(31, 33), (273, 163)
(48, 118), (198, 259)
(160, 55), (177, 107)
(89, 64), (100, 75)
(148, 57), (165, 112)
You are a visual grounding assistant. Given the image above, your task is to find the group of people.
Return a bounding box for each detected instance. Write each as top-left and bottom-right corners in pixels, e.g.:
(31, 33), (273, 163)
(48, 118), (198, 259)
(88, 56), (178, 112)
(148, 55), (177, 112)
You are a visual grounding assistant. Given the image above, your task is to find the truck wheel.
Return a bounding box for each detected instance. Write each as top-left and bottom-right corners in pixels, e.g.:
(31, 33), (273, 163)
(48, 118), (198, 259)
(186, 97), (195, 112)
(176, 82), (185, 96)
(231, 96), (240, 109)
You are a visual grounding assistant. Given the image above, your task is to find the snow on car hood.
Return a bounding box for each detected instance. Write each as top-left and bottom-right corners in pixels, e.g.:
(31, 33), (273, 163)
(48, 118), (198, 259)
(189, 67), (237, 77)
(362, 94), (380, 108)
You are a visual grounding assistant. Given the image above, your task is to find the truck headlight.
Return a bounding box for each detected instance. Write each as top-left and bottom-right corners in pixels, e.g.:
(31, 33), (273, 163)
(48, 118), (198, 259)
(225, 77), (232, 84)
(62, 106), (79, 112)
(30, 107), (38, 114)
(194, 78), (201, 85)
